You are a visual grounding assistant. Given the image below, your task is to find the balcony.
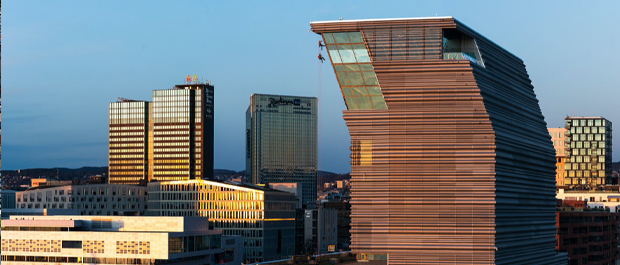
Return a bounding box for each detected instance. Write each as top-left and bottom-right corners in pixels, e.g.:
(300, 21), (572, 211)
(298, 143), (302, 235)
(443, 52), (484, 67)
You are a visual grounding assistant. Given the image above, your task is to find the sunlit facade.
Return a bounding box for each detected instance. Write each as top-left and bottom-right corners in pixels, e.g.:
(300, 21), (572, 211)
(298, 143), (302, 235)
(1, 216), (224, 265)
(246, 94), (317, 208)
(108, 83), (215, 184)
(147, 179), (297, 263)
(564, 117), (613, 189)
(311, 17), (566, 264)
(548, 128), (567, 186)
(152, 84), (214, 182)
(108, 100), (150, 184)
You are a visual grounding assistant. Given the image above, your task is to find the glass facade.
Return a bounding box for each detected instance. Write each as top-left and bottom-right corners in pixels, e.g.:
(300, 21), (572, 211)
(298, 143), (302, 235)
(246, 94), (317, 209)
(108, 101), (149, 185)
(322, 32), (387, 110)
(147, 180), (296, 263)
(108, 84), (214, 185)
(564, 117), (613, 188)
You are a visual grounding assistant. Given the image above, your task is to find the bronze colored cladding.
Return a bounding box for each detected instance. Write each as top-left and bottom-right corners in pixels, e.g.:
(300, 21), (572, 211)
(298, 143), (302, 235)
(312, 17), (565, 265)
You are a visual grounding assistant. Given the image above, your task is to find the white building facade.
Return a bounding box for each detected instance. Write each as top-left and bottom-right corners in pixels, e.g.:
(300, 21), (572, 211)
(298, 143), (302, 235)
(1, 216), (224, 265)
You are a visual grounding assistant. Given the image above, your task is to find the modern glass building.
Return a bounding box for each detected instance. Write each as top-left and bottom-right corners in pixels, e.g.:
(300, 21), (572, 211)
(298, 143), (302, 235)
(108, 83), (214, 184)
(146, 179), (297, 263)
(152, 84), (214, 182)
(311, 17), (566, 264)
(246, 94), (317, 208)
(108, 100), (150, 185)
(564, 117), (613, 189)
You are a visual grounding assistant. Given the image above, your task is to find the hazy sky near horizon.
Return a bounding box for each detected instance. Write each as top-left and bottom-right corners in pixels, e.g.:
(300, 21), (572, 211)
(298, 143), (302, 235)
(3, 1), (620, 173)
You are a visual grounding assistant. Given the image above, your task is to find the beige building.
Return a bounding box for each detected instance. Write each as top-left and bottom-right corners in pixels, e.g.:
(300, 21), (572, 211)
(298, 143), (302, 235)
(548, 128), (567, 186)
(1, 215), (224, 265)
(14, 184), (147, 216)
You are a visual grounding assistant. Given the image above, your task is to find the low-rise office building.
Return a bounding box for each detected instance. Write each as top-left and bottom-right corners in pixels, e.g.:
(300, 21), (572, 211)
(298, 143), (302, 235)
(14, 184), (147, 216)
(147, 179), (297, 263)
(323, 201), (351, 251)
(557, 189), (620, 212)
(1, 215), (224, 265)
(556, 201), (619, 265)
(304, 208), (337, 254)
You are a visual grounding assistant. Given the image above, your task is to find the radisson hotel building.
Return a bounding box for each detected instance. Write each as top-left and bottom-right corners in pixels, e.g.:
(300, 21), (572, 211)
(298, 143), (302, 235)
(311, 17), (566, 264)
(108, 83), (214, 184)
(246, 94), (318, 208)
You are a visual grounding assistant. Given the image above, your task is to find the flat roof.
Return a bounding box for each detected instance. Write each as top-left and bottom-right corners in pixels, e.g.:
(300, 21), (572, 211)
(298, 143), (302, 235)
(1, 219), (80, 228)
(311, 16), (453, 25)
(566, 116), (608, 119)
(251, 93), (317, 100)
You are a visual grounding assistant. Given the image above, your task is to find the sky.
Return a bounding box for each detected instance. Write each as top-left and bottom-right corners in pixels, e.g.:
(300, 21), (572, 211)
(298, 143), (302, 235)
(2, 1), (620, 173)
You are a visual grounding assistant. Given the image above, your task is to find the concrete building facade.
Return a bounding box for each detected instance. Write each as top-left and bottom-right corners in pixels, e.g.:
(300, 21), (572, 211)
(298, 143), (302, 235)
(14, 184), (147, 216)
(1, 216), (224, 265)
(549, 128), (568, 186)
(304, 208), (337, 255)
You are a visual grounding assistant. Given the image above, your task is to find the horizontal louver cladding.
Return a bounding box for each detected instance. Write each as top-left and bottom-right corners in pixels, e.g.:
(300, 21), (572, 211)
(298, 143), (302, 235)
(311, 17), (566, 265)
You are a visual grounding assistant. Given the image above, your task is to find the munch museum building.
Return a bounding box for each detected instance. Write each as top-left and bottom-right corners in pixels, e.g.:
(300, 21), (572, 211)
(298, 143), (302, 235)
(310, 17), (566, 264)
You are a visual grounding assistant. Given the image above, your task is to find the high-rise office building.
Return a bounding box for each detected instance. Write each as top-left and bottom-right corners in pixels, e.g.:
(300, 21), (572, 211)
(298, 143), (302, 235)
(311, 17), (566, 264)
(108, 83), (214, 184)
(548, 128), (567, 186)
(564, 117), (612, 188)
(152, 84), (214, 182)
(108, 100), (150, 185)
(246, 94), (317, 208)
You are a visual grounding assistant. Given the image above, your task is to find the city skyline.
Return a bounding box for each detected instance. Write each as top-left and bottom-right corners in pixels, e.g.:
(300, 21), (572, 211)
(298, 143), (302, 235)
(3, 1), (620, 173)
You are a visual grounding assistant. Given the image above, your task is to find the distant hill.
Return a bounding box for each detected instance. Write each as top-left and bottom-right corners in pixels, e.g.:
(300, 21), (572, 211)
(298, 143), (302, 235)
(1, 167), (351, 188)
(1, 166), (108, 180)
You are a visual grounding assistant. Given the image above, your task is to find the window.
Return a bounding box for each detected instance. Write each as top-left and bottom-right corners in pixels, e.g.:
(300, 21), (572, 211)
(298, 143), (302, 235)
(324, 32), (387, 110)
(62, 241), (82, 248)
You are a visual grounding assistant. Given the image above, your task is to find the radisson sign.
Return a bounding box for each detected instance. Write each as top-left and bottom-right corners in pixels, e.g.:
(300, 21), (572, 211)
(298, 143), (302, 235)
(268, 97), (301, 107)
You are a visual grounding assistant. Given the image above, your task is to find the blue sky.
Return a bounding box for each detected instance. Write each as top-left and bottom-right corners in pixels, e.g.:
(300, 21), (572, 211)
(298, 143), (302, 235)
(3, 1), (620, 172)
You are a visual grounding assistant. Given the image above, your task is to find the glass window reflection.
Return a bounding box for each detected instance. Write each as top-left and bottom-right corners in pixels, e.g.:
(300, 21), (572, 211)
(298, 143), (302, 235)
(348, 32), (364, 43)
(338, 45), (356, 63)
(333, 32), (349, 43)
(323, 33), (335, 44)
